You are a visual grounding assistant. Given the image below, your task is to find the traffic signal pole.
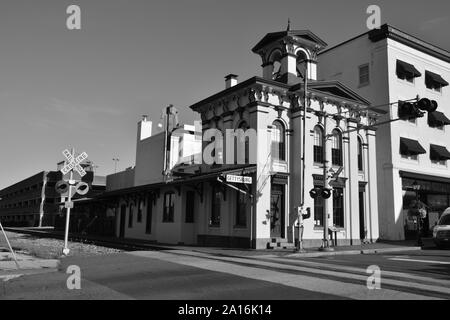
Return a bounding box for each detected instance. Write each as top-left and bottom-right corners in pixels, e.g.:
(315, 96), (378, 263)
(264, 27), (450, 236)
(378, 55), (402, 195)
(320, 114), (333, 251)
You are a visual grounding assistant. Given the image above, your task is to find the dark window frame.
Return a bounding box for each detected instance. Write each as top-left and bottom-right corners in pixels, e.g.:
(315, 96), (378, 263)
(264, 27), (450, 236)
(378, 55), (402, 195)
(185, 191), (195, 223)
(331, 130), (343, 167)
(333, 188), (345, 228)
(314, 186), (324, 227)
(210, 185), (221, 227)
(235, 190), (247, 227)
(145, 196), (153, 234)
(358, 137), (364, 171)
(128, 204), (134, 228)
(271, 121), (286, 161)
(313, 126), (324, 164)
(358, 64), (370, 86)
(163, 192), (175, 223)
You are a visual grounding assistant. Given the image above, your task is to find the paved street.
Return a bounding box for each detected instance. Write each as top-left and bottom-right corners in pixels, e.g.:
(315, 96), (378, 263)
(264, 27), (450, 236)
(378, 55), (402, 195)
(1, 248), (449, 300)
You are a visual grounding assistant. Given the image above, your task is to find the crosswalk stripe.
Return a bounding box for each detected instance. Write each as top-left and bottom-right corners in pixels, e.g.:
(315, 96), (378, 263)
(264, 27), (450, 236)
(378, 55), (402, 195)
(254, 256), (450, 287)
(129, 251), (444, 300)
(388, 257), (450, 265)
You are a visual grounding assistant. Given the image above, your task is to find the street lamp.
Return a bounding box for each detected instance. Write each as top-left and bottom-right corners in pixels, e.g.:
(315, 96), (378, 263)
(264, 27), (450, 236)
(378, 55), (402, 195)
(112, 158), (120, 173)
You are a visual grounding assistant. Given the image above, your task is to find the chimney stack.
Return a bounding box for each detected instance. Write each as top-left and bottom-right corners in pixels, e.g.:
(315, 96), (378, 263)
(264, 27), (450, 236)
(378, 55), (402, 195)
(225, 74), (238, 89)
(138, 115), (152, 141)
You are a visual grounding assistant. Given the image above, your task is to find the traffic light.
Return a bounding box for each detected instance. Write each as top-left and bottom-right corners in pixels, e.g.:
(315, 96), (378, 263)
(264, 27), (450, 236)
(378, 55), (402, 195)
(398, 99), (438, 120)
(321, 188), (332, 199)
(417, 98), (438, 113)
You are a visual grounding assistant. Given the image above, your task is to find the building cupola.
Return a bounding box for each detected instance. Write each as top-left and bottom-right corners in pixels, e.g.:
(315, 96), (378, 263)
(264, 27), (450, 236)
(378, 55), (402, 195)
(252, 24), (327, 85)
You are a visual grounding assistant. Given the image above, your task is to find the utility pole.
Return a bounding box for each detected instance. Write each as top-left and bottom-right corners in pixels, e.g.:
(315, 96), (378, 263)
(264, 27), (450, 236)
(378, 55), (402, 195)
(162, 105), (171, 182)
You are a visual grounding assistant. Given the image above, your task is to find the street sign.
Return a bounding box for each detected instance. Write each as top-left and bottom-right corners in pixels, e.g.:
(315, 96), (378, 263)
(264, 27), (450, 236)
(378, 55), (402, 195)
(64, 201), (74, 209)
(61, 149), (88, 177)
(226, 175), (252, 184)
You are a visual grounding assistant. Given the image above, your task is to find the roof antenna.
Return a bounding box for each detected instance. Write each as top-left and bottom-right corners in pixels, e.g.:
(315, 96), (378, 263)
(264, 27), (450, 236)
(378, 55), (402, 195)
(287, 18), (291, 31)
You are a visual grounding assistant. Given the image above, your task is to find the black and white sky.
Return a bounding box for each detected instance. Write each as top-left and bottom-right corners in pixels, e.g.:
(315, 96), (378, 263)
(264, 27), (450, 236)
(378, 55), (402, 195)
(0, 0), (449, 188)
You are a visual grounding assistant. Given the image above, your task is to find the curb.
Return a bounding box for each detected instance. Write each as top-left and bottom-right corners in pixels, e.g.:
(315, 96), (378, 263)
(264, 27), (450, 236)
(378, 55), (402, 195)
(0, 267), (59, 279)
(286, 246), (422, 258)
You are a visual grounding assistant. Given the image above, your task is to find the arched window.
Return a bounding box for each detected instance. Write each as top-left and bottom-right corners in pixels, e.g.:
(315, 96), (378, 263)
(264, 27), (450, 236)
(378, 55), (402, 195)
(331, 129), (343, 166)
(358, 137), (364, 171)
(271, 121), (286, 161)
(270, 50), (283, 81)
(313, 126), (324, 163)
(235, 121), (249, 164)
(296, 51), (308, 78)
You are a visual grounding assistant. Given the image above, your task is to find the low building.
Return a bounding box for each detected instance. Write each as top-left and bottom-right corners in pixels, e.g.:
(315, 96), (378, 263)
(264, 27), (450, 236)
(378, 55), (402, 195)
(0, 162), (106, 227)
(318, 24), (450, 240)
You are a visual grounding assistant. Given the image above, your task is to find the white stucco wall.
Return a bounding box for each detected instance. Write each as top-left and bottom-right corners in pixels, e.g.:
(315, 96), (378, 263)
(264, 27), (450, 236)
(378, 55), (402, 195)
(319, 32), (450, 240)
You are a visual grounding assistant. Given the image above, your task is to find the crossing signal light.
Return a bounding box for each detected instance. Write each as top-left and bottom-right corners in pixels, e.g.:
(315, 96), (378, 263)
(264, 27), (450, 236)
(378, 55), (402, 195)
(398, 99), (438, 121)
(309, 187), (332, 199)
(303, 207), (311, 220)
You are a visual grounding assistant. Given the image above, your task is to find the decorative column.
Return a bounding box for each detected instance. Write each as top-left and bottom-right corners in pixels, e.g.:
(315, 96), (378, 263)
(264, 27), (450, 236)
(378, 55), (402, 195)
(347, 118), (360, 244)
(366, 127), (379, 241)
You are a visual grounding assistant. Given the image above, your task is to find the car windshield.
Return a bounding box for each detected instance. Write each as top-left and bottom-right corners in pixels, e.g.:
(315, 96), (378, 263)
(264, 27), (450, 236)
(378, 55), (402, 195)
(439, 214), (450, 225)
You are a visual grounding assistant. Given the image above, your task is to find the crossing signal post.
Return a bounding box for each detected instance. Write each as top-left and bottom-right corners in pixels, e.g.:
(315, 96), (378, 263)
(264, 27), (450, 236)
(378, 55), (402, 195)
(295, 206), (311, 252)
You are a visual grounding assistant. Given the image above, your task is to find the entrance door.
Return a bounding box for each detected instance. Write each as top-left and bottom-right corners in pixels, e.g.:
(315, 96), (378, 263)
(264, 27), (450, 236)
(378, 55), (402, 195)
(359, 192), (365, 240)
(270, 184), (285, 238)
(119, 204), (126, 238)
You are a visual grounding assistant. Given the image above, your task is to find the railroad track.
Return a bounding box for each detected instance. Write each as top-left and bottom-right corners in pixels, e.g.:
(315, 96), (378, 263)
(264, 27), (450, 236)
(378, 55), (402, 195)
(3, 227), (171, 252)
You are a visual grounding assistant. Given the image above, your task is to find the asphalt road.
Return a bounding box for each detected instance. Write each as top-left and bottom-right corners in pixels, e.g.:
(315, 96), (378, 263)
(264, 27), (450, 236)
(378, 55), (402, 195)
(1, 248), (449, 300)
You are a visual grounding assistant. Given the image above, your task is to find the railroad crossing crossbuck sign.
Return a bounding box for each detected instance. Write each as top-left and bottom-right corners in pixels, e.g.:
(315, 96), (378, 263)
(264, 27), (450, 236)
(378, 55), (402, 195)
(61, 149), (89, 177)
(58, 148), (89, 256)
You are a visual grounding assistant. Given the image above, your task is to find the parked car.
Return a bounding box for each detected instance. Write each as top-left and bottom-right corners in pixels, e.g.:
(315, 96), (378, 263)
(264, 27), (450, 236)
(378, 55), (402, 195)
(433, 208), (450, 249)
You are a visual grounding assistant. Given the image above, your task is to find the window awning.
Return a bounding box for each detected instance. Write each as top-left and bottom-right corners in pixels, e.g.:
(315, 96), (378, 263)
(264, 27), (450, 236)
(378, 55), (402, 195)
(397, 60), (421, 78)
(430, 144), (450, 161)
(428, 111), (450, 127)
(400, 138), (426, 155)
(425, 71), (449, 87)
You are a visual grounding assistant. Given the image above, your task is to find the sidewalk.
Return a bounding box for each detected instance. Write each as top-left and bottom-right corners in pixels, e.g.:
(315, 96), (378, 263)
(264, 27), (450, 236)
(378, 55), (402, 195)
(160, 240), (426, 259)
(0, 250), (59, 278)
(5, 227), (431, 259)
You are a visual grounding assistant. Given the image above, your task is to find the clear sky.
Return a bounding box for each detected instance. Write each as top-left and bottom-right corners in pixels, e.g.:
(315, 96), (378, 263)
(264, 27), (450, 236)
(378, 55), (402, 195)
(0, 0), (449, 189)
